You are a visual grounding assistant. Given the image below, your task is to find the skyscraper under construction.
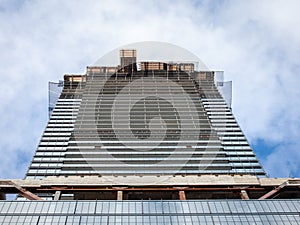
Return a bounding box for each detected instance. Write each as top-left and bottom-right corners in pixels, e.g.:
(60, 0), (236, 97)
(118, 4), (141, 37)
(0, 43), (299, 224)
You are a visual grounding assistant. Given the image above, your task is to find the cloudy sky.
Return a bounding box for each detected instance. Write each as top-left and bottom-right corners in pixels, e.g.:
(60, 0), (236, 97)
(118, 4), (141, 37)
(0, 0), (299, 179)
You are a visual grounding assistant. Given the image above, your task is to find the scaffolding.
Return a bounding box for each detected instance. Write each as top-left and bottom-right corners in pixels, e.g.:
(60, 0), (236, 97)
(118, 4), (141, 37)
(214, 71), (232, 108)
(48, 81), (63, 117)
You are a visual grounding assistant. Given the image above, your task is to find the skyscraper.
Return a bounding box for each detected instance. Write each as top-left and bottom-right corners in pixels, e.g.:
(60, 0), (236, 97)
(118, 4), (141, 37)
(0, 43), (299, 224)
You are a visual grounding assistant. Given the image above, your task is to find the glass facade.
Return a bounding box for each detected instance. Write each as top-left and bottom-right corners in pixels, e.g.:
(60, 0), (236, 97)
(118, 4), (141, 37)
(0, 200), (299, 225)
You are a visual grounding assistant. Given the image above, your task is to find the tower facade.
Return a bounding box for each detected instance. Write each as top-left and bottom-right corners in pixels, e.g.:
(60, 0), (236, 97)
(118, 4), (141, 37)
(26, 50), (265, 180)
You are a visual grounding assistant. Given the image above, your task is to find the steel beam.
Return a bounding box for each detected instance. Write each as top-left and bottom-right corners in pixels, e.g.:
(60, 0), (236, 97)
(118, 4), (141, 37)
(5, 181), (43, 200)
(36, 187), (265, 192)
(259, 181), (288, 200)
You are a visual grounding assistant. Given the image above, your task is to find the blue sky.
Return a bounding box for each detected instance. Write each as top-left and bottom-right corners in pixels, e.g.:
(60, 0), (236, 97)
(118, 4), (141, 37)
(0, 0), (299, 178)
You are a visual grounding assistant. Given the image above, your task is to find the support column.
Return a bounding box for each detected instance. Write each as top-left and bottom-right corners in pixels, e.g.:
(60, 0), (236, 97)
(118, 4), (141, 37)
(240, 190), (249, 200)
(117, 191), (123, 200)
(54, 191), (61, 200)
(179, 190), (186, 200)
(0, 192), (6, 200)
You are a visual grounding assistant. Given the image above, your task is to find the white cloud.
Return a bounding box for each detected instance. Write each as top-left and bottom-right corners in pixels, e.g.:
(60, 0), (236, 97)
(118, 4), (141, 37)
(0, 0), (299, 178)
(264, 143), (300, 178)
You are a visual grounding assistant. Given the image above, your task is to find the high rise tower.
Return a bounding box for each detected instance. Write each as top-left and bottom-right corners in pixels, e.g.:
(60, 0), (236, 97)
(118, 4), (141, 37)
(27, 47), (265, 179)
(0, 43), (299, 224)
